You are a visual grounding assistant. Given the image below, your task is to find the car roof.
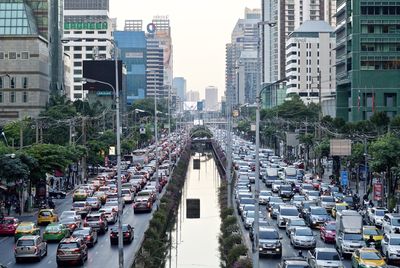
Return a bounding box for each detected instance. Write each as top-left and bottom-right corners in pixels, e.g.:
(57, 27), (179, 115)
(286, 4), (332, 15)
(60, 237), (82, 243)
(259, 226), (278, 232)
(363, 226), (378, 230)
(19, 221), (34, 226)
(387, 233), (400, 238)
(315, 248), (338, 253)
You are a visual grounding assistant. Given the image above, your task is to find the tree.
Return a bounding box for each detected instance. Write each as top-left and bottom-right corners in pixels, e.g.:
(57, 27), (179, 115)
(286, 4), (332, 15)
(370, 112), (390, 135)
(0, 154), (31, 183)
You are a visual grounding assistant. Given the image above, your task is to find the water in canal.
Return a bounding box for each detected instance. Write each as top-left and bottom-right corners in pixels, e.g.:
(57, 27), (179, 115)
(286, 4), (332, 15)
(165, 152), (221, 268)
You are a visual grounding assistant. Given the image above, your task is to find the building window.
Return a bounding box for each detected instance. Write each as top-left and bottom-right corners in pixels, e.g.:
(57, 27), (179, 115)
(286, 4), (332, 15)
(0, 52), (4, 59)
(74, 70), (82, 75)
(74, 46), (82, 51)
(22, 91), (28, 103)
(64, 46), (70, 51)
(10, 91), (15, 103)
(21, 52), (29, 59)
(86, 31), (94, 34)
(73, 31), (82, 34)
(368, 25), (375, 33)
(74, 93), (82, 99)
(0, 77), (2, 89)
(10, 77), (16, 88)
(22, 77), (28, 89)
(74, 62), (82, 67)
(385, 93), (396, 107)
(74, 54), (82, 59)
(0, 92), (2, 103)
(9, 52), (17, 59)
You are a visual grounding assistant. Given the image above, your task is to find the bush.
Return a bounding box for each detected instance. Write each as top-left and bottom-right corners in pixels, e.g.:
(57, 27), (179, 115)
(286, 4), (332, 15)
(227, 244), (248, 267)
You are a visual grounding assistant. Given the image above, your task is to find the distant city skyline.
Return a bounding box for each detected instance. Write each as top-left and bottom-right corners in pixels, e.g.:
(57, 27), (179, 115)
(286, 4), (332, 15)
(109, 0), (260, 101)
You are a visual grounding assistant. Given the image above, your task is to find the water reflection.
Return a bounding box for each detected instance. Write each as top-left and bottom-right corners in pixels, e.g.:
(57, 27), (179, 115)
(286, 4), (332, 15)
(166, 152), (221, 268)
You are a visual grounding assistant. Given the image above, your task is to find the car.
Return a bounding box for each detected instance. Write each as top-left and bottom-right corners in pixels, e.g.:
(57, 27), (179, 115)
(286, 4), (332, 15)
(72, 189), (88, 202)
(305, 191), (320, 202)
(381, 233), (400, 264)
(318, 196), (336, 212)
(278, 257), (310, 268)
(319, 221), (336, 243)
(71, 201), (91, 218)
(60, 211), (82, 223)
(104, 200), (119, 212)
(307, 248), (343, 268)
(271, 202), (285, 219)
(363, 226), (383, 247)
(93, 191), (107, 204)
(342, 196), (356, 210)
(83, 213), (108, 234)
(37, 209), (58, 225)
(56, 237), (88, 266)
(43, 223), (70, 242)
(368, 207), (389, 227)
(286, 218), (307, 237)
(86, 196), (101, 210)
(241, 204), (256, 221)
(272, 180), (284, 193)
(48, 189), (67, 199)
(14, 235), (47, 263)
(99, 207), (118, 224)
(279, 184), (294, 200)
(121, 188), (134, 204)
(259, 190), (272, 205)
(383, 214), (400, 234)
(299, 200), (318, 218)
(0, 217), (19, 235)
(336, 232), (366, 256)
(290, 195), (306, 209)
(333, 192), (344, 203)
(300, 183), (314, 195)
(238, 197), (255, 215)
(331, 203), (348, 218)
(60, 217), (81, 233)
(250, 220), (270, 241)
(14, 222), (40, 242)
(351, 247), (386, 268)
(266, 196), (283, 212)
(290, 227), (316, 249)
(72, 227), (98, 248)
(303, 206), (331, 228)
(258, 226), (282, 257)
(133, 196), (153, 213)
(243, 210), (264, 229)
(110, 224), (134, 244)
(277, 205), (300, 228)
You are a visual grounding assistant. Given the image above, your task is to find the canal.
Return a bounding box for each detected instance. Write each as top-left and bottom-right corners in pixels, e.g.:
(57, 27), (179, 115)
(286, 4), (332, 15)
(165, 152), (221, 268)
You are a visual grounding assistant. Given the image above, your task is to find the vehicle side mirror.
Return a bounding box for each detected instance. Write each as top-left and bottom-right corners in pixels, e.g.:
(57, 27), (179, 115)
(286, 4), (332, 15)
(279, 235), (283, 239)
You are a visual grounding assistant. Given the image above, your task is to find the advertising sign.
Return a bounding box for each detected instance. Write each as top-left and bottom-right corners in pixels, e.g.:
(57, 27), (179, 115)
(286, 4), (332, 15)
(373, 183), (383, 201)
(341, 170), (348, 186)
(330, 139), (352, 156)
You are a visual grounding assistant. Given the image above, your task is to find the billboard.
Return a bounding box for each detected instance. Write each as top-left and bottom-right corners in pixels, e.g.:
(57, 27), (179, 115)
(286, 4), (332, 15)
(83, 60), (123, 93)
(330, 139), (351, 156)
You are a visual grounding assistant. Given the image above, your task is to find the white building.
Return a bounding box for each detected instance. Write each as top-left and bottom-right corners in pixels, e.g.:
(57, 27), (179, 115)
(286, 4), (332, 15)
(205, 86), (218, 111)
(285, 21), (336, 106)
(186, 90), (199, 102)
(63, 0), (113, 100)
(173, 77), (186, 101)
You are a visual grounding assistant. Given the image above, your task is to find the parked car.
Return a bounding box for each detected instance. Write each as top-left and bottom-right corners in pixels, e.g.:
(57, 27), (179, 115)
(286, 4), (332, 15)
(110, 224), (134, 245)
(0, 217), (19, 235)
(48, 189), (66, 199)
(14, 235), (47, 263)
(56, 237), (88, 266)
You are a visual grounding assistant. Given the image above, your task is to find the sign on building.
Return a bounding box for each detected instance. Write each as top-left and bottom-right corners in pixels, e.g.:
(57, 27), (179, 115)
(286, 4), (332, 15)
(341, 170), (348, 187)
(186, 198), (200, 219)
(330, 139), (351, 156)
(373, 183), (383, 201)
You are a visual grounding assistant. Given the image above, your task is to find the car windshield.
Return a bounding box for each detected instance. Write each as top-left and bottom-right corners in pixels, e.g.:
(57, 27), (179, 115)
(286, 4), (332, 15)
(344, 233), (363, 240)
(343, 197), (353, 203)
(40, 211), (52, 216)
(312, 208), (327, 215)
(302, 185), (313, 190)
(296, 228), (313, 236)
(321, 196), (335, 202)
(270, 197), (283, 202)
(73, 229), (89, 236)
(308, 191), (320, 196)
(325, 223), (336, 230)
(293, 196), (305, 201)
(45, 225), (60, 231)
(390, 238), (400, 245)
(286, 266), (308, 268)
(290, 220), (306, 226)
(336, 205), (347, 211)
(392, 219), (400, 226)
(240, 199), (255, 204)
(375, 210), (387, 216)
(61, 212), (74, 217)
(87, 197), (97, 202)
(86, 216), (100, 222)
(0, 219), (15, 224)
(17, 240), (34, 246)
(280, 185), (292, 191)
(360, 251), (382, 260)
(259, 230), (279, 239)
(281, 209), (299, 216)
(318, 251), (340, 260)
(364, 228), (379, 236)
(73, 203), (84, 207)
(58, 242), (79, 249)
(17, 225), (32, 231)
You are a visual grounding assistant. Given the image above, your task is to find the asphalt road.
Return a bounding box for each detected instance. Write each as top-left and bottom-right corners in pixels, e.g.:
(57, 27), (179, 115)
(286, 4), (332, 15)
(0, 189), (157, 268)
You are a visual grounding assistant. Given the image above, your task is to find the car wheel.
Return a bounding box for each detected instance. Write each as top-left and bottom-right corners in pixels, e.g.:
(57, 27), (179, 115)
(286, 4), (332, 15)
(37, 250), (42, 261)
(15, 257), (20, 263)
(44, 245), (48, 256)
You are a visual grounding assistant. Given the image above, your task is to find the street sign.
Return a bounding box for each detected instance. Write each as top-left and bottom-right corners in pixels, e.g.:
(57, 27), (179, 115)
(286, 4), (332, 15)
(341, 170), (348, 187)
(373, 183), (383, 201)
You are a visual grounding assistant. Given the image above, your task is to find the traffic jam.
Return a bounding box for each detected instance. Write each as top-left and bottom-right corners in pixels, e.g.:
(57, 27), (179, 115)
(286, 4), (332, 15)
(214, 128), (399, 268)
(0, 131), (186, 267)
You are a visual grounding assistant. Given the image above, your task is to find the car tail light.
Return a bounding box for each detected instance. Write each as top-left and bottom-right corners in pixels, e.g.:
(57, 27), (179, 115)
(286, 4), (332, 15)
(83, 221), (88, 227)
(57, 250), (64, 255)
(86, 235), (91, 240)
(124, 232), (130, 237)
(147, 202), (151, 208)
(32, 246), (38, 254)
(73, 249), (81, 253)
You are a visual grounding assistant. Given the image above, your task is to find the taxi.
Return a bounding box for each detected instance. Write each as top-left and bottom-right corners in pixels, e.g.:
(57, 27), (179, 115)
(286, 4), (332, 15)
(351, 247), (386, 268)
(363, 226), (383, 247)
(37, 209), (58, 225)
(73, 189), (88, 202)
(331, 202), (348, 218)
(14, 222), (40, 241)
(0, 217), (19, 235)
(43, 223), (70, 242)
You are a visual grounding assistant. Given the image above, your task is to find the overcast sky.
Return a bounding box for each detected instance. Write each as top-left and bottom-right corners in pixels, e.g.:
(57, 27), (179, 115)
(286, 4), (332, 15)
(110, 0), (260, 100)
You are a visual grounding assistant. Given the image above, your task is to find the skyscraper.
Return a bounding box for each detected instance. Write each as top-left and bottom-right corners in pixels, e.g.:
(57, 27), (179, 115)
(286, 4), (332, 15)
(63, 0), (113, 100)
(0, 0), (51, 121)
(173, 77), (186, 101)
(205, 86), (218, 111)
(146, 37), (164, 98)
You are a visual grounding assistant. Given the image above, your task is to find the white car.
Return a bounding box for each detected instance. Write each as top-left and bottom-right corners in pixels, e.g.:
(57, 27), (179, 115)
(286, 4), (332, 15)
(381, 233), (400, 262)
(308, 248), (344, 268)
(368, 207), (389, 227)
(121, 189), (134, 204)
(383, 214), (400, 234)
(60, 211), (82, 223)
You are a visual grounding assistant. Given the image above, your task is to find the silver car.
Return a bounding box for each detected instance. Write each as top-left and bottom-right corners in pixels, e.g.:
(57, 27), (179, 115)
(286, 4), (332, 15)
(15, 235), (47, 262)
(286, 218), (307, 237)
(308, 248), (344, 268)
(381, 233), (400, 262)
(259, 190), (272, 205)
(290, 227), (316, 249)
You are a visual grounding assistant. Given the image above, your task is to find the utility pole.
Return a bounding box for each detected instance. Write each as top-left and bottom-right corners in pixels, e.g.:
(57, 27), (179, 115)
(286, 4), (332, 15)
(81, 117), (87, 185)
(35, 120), (39, 144)
(226, 95), (233, 208)
(19, 123), (23, 149)
(364, 137), (368, 195)
(69, 120), (73, 145)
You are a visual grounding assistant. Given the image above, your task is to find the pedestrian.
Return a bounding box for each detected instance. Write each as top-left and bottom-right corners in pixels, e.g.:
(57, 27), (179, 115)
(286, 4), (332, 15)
(5, 199), (11, 216)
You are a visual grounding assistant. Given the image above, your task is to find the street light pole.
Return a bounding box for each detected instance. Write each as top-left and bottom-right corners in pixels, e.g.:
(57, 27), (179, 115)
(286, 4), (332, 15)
(152, 72), (160, 192)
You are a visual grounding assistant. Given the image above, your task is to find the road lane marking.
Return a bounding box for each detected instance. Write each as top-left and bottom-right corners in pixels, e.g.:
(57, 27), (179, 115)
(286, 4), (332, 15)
(7, 262), (12, 266)
(48, 260), (52, 264)
(0, 237), (9, 243)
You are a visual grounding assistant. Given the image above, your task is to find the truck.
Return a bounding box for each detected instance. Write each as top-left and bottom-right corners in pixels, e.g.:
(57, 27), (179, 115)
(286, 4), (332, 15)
(335, 210), (365, 256)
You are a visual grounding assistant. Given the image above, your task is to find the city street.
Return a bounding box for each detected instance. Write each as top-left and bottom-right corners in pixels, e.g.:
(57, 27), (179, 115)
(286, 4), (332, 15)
(0, 190), (156, 268)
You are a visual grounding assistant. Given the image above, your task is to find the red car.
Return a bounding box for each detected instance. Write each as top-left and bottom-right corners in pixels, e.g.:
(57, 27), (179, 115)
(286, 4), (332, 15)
(320, 221), (336, 243)
(0, 217), (20, 235)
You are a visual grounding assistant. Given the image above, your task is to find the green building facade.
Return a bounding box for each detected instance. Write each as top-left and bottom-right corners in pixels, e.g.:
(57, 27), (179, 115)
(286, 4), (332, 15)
(336, 0), (400, 121)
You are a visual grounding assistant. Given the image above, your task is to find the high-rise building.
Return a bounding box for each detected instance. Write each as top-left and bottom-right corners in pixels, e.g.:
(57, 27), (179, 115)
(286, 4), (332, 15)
(0, 0), (51, 121)
(186, 90), (199, 102)
(173, 77), (186, 101)
(124, 20), (143, 31)
(205, 86), (218, 111)
(286, 21), (336, 109)
(225, 8), (261, 106)
(335, 0), (400, 121)
(146, 37), (164, 98)
(114, 30), (147, 104)
(63, 0), (113, 100)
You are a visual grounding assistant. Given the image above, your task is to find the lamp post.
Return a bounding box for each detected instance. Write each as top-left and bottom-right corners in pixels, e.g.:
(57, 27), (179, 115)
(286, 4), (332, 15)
(83, 73), (124, 268)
